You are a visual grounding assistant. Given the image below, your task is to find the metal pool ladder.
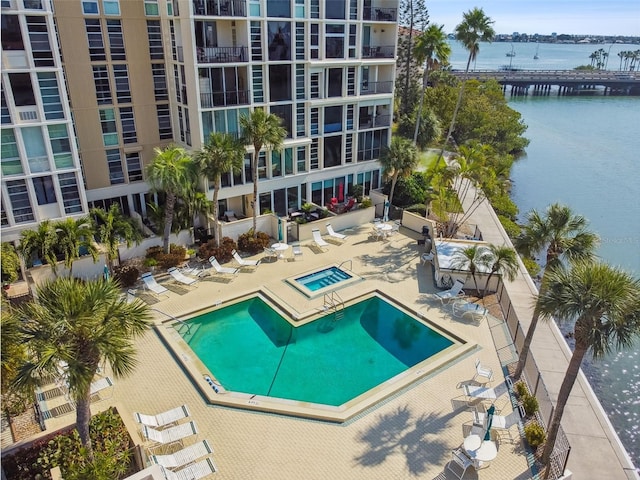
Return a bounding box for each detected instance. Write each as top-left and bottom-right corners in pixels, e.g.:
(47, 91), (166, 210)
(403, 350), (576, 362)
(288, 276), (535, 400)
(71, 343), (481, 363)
(323, 291), (345, 322)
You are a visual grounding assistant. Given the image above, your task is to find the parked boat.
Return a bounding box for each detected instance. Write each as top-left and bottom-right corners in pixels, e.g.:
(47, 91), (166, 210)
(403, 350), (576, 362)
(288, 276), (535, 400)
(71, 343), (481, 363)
(506, 44), (516, 57)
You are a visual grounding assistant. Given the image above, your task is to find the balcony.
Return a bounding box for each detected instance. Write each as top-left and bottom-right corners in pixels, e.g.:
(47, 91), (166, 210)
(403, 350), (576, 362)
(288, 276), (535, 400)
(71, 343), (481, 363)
(197, 46), (248, 63)
(193, 0), (246, 16)
(363, 6), (397, 22)
(360, 80), (393, 95)
(359, 114), (391, 129)
(200, 90), (249, 108)
(362, 45), (395, 59)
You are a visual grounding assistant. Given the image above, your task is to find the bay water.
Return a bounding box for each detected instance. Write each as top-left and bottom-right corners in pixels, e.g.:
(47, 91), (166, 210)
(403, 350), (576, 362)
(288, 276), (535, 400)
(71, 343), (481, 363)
(446, 41), (640, 465)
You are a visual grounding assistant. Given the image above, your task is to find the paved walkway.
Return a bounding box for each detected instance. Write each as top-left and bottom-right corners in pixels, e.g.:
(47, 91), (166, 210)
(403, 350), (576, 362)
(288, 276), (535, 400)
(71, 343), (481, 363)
(460, 187), (639, 479)
(32, 225), (533, 479)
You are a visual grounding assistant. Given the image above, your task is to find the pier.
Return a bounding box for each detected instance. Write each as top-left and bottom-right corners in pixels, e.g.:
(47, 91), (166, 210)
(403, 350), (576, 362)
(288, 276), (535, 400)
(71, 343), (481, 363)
(448, 70), (640, 96)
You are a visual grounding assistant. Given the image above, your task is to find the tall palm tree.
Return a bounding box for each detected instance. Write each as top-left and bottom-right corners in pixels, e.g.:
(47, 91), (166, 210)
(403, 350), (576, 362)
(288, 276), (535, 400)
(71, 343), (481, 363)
(13, 277), (151, 458)
(195, 132), (246, 246)
(378, 136), (418, 205)
(91, 204), (142, 272)
(535, 261), (640, 469)
(451, 245), (491, 296)
(239, 109), (286, 238)
(18, 220), (59, 274)
(146, 145), (197, 253)
(177, 190), (212, 245)
(513, 203), (600, 379)
(412, 24), (451, 145)
(55, 216), (99, 276)
(481, 244), (519, 298)
(440, 8), (495, 159)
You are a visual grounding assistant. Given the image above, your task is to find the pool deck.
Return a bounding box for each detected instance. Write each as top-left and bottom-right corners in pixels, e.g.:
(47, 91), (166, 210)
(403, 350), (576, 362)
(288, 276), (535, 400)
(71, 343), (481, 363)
(34, 224), (538, 479)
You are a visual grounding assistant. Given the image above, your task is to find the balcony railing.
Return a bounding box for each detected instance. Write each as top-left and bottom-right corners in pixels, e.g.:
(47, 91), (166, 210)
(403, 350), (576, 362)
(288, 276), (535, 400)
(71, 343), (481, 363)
(362, 45), (395, 59)
(360, 80), (393, 95)
(197, 46), (248, 63)
(193, 0), (246, 16)
(201, 89), (249, 107)
(362, 6), (397, 22)
(359, 114), (391, 129)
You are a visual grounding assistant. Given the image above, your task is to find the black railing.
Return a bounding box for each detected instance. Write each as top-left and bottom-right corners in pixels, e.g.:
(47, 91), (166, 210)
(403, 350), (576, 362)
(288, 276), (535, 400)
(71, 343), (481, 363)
(193, 0), (246, 16)
(360, 80), (393, 95)
(362, 45), (395, 59)
(362, 6), (397, 21)
(197, 46), (248, 63)
(200, 89), (249, 107)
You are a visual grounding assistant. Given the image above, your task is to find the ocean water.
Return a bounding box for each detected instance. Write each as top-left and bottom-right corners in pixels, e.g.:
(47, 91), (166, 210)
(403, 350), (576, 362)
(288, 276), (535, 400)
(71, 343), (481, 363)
(446, 41), (640, 466)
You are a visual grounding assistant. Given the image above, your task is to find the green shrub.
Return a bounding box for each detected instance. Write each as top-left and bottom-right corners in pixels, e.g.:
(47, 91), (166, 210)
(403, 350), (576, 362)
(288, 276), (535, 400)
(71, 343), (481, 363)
(145, 245), (163, 259)
(498, 214), (521, 239)
(521, 256), (541, 278)
(237, 231), (270, 254)
(514, 381), (528, 398)
(113, 264), (139, 287)
(406, 204), (427, 217)
(1, 242), (20, 284)
(143, 257), (158, 268)
(199, 236), (237, 263)
(359, 198), (372, 208)
(524, 421), (546, 448)
(522, 393), (540, 417)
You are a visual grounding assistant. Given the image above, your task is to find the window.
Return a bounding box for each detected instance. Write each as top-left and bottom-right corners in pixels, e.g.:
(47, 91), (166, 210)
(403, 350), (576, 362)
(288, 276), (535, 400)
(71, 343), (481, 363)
(93, 66), (112, 104)
(348, 24), (356, 58)
(26, 16), (54, 67)
(151, 64), (168, 100)
(48, 124), (73, 169)
(156, 104), (172, 139)
(310, 24), (319, 59)
(326, 0), (345, 19)
(1, 15), (25, 51)
(271, 150), (282, 177)
(38, 73), (64, 120)
(1, 129), (22, 175)
(113, 64), (131, 103)
(271, 104), (292, 138)
(7, 180), (34, 223)
(269, 65), (291, 102)
(1, 88), (11, 124)
(144, 0), (159, 15)
(33, 176), (57, 205)
(107, 19), (125, 60)
(102, 0), (120, 15)
(295, 22), (304, 60)
(310, 138), (319, 170)
(119, 107), (137, 144)
(126, 152), (142, 182)
(252, 66), (264, 103)
(267, 22), (291, 61)
(267, 0), (290, 17)
(106, 149), (125, 184)
(99, 108), (118, 146)
(326, 24), (344, 59)
(327, 68), (343, 97)
(257, 151), (267, 179)
(58, 172), (83, 214)
(296, 146), (306, 172)
(324, 135), (342, 167)
(9, 73), (36, 107)
(324, 105), (342, 133)
(85, 19), (106, 61)
(250, 21), (262, 62)
(358, 129), (388, 161)
(82, 1), (99, 14)
(296, 103), (305, 137)
(147, 20), (164, 60)
(22, 126), (49, 173)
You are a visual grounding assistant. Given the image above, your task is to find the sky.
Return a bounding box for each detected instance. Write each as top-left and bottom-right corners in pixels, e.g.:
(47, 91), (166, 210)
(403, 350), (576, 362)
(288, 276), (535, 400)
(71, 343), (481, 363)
(426, 0), (640, 37)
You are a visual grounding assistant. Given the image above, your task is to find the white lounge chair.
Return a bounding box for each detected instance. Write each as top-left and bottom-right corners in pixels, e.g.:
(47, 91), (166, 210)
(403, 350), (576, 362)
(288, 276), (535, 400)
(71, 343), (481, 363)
(167, 267), (199, 286)
(150, 439), (213, 469)
(65, 376), (113, 406)
(472, 358), (494, 384)
(453, 299), (488, 323)
(134, 404), (190, 429)
(464, 378), (513, 405)
(311, 229), (329, 250)
(446, 447), (475, 479)
(141, 273), (169, 296)
(232, 249), (260, 268)
(291, 242), (303, 261)
(326, 223), (347, 241)
(160, 457), (218, 480)
(473, 405), (524, 443)
(433, 278), (465, 305)
(208, 256), (238, 275)
(142, 420), (198, 447)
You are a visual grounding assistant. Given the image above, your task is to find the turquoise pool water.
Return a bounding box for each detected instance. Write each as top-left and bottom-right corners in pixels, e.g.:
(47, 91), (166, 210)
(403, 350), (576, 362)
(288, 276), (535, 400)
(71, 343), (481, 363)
(294, 266), (352, 292)
(181, 295), (454, 406)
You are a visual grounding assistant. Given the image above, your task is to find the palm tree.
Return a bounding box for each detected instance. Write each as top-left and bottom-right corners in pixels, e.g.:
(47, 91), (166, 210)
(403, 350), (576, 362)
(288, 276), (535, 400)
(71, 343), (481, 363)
(451, 245), (491, 296)
(535, 261), (640, 469)
(178, 190), (212, 245)
(412, 24), (451, 145)
(239, 109), (286, 238)
(513, 203), (600, 379)
(18, 220), (59, 274)
(195, 132), (245, 246)
(439, 8), (495, 160)
(55, 216), (99, 276)
(378, 136), (418, 205)
(13, 277), (151, 458)
(91, 204), (142, 272)
(146, 145), (197, 253)
(481, 244), (519, 298)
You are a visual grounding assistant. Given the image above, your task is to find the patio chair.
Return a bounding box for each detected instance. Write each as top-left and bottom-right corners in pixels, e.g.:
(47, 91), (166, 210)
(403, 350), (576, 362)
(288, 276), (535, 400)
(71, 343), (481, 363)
(134, 404), (190, 429)
(208, 256), (238, 275)
(326, 223), (347, 241)
(464, 377), (513, 406)
(420, 253), (434, 265)
(167, 267), (199, 286)
(291, 242), (303, 260)
(223, 210), (238, 222)
(262, 247), (278, 262)
(232, 249), (260, 268)
(312, 229), (329, 251)
(472, 358), (494, 384)
(433, 279), (465, 305)
(473, 405), (525, 443)
(150, 439), (213, 469)
(141, 273), (170, 297)
(142, 421), (198, 448)
(160, 457), (218, 480)
(446, 447), (475, 479)
(453, 299), (488, 323)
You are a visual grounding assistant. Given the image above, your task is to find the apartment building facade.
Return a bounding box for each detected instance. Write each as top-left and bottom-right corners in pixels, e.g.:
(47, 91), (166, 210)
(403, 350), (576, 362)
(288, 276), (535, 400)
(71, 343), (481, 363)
(1, 0), (399, 241)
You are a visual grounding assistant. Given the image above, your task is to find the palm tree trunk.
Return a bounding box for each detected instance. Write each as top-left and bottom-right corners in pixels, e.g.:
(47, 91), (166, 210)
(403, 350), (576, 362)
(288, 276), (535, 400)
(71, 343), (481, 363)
(76, 393), (94, 460)
(402, 2), (414, 117)
(389, 173), (399, 205)
(439, 53), (473, 161)
(212, 177), (221, 247)
(413, 67), (429, 145)
(542, 343), (588, 470)
(514, 308), (540, 379)
(252, 150), (259, 238)
(482, 270), (496, 298)
(163, 192), (176, 253)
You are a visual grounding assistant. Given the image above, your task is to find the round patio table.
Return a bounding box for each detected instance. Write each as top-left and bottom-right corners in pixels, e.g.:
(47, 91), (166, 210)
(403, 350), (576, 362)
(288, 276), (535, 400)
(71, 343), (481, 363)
(463, 434), (497, 462)
(271, 242), (290, 258)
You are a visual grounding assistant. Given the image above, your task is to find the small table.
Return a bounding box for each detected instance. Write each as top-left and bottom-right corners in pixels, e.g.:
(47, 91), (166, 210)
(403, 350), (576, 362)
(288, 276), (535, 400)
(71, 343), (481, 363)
(463, 434), (497, 462)
(375, 223), (393, 237)
(271, 242), (290, 259)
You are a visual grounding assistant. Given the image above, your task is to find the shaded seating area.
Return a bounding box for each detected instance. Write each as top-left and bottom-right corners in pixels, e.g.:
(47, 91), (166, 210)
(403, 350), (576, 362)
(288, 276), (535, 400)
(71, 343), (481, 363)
(141, 273), (170, 297)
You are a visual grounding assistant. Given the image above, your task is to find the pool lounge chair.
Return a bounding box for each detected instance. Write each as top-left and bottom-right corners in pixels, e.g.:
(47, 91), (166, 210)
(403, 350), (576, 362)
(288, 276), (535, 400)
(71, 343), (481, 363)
(433, 279), (465, 305)
(150, 439), (213, 469)
(232, 249), (260, 268)
(291, 242), (303, 261)
(464, 378), (513, 405)
(312, 229), (329, 251)
(167, 267), (199, 286)
(141, 273), (170, 297)
(134, 404), (190, 429)
(208, 256), (239, 275)
(160, 457), (218, 480)
(142, 420), (198, 448)
(326, 223), (347, 241)
(65, 376), (114, 406)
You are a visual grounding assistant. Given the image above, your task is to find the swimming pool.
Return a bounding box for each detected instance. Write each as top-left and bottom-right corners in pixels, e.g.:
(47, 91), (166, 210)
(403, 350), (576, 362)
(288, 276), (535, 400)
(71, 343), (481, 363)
(177, 293), (464, 419)
(286, 264), (361, 297)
